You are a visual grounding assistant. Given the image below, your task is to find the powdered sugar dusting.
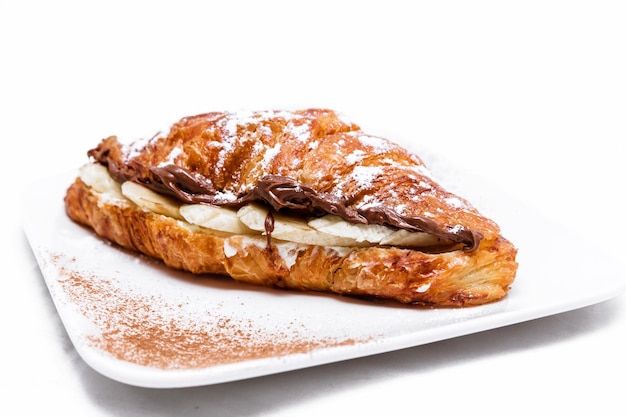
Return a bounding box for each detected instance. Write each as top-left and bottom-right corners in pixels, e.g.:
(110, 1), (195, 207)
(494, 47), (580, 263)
(351, 166), (384, 189)
(285, 120), (311, 142)
(410, 164), (434, 179)
(354, 133), (392, 153)
(445, 196), (470, 210)
(346, 149), (366, 165)
(212, 190), (238, 203)
(215, 115), (241, 171)
(395, 203), (407, 215)
(419, 180), (433, 190)
(210, 110), (308, 172)
(159, 146), (183, 167)
(356, 194), (383, 210)
(449, 225), (464, 233)
(261, 143), (282, 171)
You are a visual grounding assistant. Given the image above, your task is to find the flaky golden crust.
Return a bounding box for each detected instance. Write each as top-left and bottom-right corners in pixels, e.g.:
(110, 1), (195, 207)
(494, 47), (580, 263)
(65, 177), (517, 306)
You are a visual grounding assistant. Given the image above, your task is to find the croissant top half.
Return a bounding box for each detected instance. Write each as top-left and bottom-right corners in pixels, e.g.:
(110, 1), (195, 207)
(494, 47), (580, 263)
(88, 108), (500, 251)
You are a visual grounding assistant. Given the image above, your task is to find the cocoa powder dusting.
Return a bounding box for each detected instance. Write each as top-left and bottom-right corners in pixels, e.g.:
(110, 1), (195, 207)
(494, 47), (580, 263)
(50, 253), (362, 370)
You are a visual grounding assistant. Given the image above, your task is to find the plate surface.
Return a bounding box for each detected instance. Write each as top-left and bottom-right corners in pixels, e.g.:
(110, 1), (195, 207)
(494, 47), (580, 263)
(23, 155), (626, 388)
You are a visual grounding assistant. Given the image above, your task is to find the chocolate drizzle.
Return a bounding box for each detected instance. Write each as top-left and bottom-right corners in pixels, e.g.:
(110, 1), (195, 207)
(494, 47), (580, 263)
(97, 157), (482, 251)
(264, 210), (275, 249)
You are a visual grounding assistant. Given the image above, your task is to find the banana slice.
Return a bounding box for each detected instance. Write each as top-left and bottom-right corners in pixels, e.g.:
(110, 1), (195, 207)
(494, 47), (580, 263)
(180, 204), (254, 234)
(380, 229), (444, 247)
(237, 204), (364, 246)
(79, 163), (123, 197)
(308, 215), (394, 243)
(121, 181), (182, 219)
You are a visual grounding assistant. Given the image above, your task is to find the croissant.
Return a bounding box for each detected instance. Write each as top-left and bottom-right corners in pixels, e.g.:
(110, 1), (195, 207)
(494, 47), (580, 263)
(64, 109), (518, 306)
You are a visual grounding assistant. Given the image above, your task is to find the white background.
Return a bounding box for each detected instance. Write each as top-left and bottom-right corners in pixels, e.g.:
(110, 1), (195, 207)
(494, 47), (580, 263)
(1, 1), (625, 416)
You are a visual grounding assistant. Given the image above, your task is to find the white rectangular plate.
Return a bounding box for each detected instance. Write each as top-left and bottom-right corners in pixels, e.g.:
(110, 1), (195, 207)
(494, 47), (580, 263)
(23, 155), (625, 389)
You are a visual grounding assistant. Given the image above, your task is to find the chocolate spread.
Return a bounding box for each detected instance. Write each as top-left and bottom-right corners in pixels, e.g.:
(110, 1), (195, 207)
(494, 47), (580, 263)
(94, 153), (482, 251)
